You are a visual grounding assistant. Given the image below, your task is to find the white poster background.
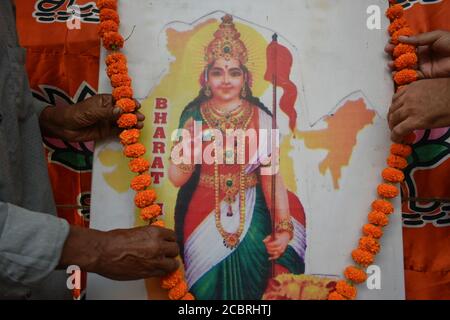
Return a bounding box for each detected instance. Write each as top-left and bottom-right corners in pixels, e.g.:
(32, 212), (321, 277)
(89, 0), (405, 300)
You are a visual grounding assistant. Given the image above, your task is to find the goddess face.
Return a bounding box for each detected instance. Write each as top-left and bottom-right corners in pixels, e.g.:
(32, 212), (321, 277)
(207, 57), (245, 103)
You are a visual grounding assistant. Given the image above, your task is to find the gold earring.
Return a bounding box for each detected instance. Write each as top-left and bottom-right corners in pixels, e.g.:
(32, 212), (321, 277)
(240, 86), (247, 98)
(205, 85), (212, 97)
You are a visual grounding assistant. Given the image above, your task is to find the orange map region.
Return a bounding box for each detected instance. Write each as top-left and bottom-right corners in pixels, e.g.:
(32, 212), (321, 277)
(296, 98), (376, 189)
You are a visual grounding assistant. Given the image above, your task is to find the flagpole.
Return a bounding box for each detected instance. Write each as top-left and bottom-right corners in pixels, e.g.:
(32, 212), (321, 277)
(271, 33), (278, 279)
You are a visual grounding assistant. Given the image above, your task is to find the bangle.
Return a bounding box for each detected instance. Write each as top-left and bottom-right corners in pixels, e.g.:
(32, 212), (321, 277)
(275, 218), (294, 240)
(176, 163), (195, 174)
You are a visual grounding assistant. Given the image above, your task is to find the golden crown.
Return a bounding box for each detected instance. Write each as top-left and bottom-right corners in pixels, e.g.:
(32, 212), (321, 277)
(205, 15), (248, 65)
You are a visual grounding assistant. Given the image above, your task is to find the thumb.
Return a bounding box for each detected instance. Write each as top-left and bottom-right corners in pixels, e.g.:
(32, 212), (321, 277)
(399, 30), (444, 46)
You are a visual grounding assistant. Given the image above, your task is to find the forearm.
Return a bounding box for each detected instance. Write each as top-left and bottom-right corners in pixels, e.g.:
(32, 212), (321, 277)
(261, 173), (291, 222)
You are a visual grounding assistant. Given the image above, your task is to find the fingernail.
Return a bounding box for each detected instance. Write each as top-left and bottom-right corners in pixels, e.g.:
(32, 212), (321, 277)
(113, 107), (122, 116)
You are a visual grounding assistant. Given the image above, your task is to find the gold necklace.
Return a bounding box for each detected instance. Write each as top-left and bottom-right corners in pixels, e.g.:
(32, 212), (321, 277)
(203, 101), (252, 134)
(200, 102), (254, 249)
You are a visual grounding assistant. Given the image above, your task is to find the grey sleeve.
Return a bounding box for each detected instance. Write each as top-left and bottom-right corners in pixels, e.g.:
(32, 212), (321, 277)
(0, 202), (70, 286)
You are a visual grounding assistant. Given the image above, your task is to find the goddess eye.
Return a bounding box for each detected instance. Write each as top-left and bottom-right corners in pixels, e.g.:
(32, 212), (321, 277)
(230, 70), (243, 77)
(210, 70), (223, 77)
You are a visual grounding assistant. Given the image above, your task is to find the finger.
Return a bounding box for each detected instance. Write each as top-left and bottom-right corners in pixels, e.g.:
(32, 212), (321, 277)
(136, 121), (144, 130)
(152, 226), (177, 242)
(135, 111), (145, 121)
(134, 99), (141, 110)
(162, 241), (180, 258)
(157, 258), (180, 274)
(388, 61), (395, 70)
(391, 120), (415, 143)
(399, 30), (445, 46)
(392, 86), (407, 103)
(389, 109), (408, 131)
(385, 43), (395, 54)
(263, 236), (271, 243)
(113, 107), (123, 117)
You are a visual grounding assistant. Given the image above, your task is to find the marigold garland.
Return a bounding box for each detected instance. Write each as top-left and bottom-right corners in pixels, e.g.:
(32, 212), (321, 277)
(344, 266), (368, 284)
(98, 0), (193, 300)
(393, 43), (416, 59)
(371, 199), (394, 214)
(140, 204), (162, 221)
(387, 154), (408, 169)
(382, 167), (405, 183)
(359, 236), (381, 255)
(328, 2), (416, 300)
(394, 53), (417, 70)
(362, 223), (384, 239)
(129, 157), (150, 174)
(328, 292), (346, 300)
(99, 20), (119, 37)
(130, 174), (152, 191)
(111, 74), (132, 88)
(117, 113), (137, 128)
(335, 281), (358, 300)
(124, 143), (146, 158)
(351, 249), (375, 268)
(368, 211), (389, 227)
(119, 128), (140, 145)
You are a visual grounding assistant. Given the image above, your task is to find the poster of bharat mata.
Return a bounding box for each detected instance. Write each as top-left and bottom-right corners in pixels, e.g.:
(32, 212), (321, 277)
(89, 0), (405, 300)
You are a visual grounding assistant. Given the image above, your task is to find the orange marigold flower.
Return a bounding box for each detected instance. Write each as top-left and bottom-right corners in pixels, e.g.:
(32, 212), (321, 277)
(335, 281), (357, 300)
(168, 281), (188, 300)
(107, 62), (128, 78)
(388, 17), (408, 35)
(161, 269), (183, 289)
(130, 173), (152, 191)
(377, 183), (399, 199)
(394, 53), (418, 70)
(111, 74), (132, 88)
(371, 199), (394, 215)
(98, 20), (119, 37)
(393, 43), (416, 59)
(134, 190), (157, 208)
(344, 266), (368, 284)
(391, 143), (412, 157)
(102, 31), (124, 51)
(328, 292), (346, 300)
(140, 204), (162, 221)
(97, 0), (117, 10)
(352, 248), (374, 268)
(116, 98), (136, 112)
(152, 220), (165, 227)
(394, 68), (417, 85)
(403, 133), (417, 145)
(117, 113), (137, 128)
(391, 27), (414, 45)
(181, 293), (195, 300)
(119, 128), (140, 145)
(99, 8), (120, 24)
(386, 4), (404, 21)
(129, 157), (150, 173)
(359, 236), (381, 255)
(105, 52), (127, 66)
(124, 143), (146, 158)
(368, 211), (389, 227)
(382, 167), (405, 183)
(387, 154), (408, 169)
(363, 224), (384, 239)
(113, 86), (133, 100)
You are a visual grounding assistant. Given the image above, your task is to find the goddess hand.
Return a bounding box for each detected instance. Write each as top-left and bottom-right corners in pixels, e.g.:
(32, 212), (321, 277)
(263, 232), (291, 261)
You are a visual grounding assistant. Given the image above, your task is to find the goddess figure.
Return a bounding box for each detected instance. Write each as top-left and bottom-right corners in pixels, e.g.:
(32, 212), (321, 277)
(168, 15), (306, 300)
